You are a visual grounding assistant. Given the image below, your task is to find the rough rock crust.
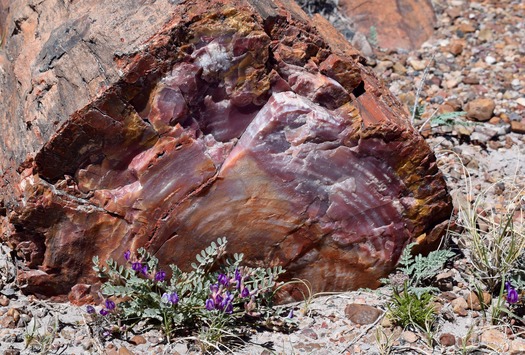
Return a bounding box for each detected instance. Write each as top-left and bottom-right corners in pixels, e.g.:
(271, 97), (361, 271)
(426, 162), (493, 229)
(0, 0), (451, 301)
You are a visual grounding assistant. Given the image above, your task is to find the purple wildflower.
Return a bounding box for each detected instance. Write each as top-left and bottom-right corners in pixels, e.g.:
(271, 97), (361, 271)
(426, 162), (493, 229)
(241, 287), (250, 298)
(141, 264), (149, 275)
(86, 305), (96, 314)
(218, 273), (229, 287)
(506, 281), (520, 304)
(220, 291), (234, 312)
(100, 309), (109, 316)
(105, 299), (116, 310)
(155, 270), (166, 282)
(234, 269), (242, 283)
(205, 298), (215, 311)
(210, 284), (219, 293)
(132, 261), (142, 272)
(287, 309), (294, 319)
(124, 250), (131, 261)
(215, 294), (223, 308)
(162, 292), (179, 305)
(169, 292), (179, 305)
(224, 302), (234, 314)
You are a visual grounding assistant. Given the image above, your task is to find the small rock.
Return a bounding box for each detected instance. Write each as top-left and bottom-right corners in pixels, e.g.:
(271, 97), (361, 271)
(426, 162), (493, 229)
(392, 62), (407, 74)
(106, 344), (118, 355)
(344, 303), (383, 325)
(409, 59), (427, 71)
(380, 316), (393, 327)
(466, 98), (496, 121)
(375, 60), (394, 73)
(130, 334), (147, 345)
(516, 98), (525, 107)
(485, 55), (497, 65)
(351, 32), (374, 58)
(118, 346), (134, 355)
(448, 40), (465, 56)
(0, 295), (10, 307)
(439, 333), (456, 347)
(456, 125), (475, 137)
(6, 308), (20, 323)
(400, 330), (418, 343)
(511, 121), (525, 134)
(18, 313), (31, 327)
(451, 297), (468, 316)
(463, 75), (480, 85)
(480, 329), (508, 352)
(510, 338), (525, 354)
(441, 291), (458, 301)
(0, 317), (16, 329)
(167, 342), (188, 354)
(477, 28), (493, 42)
(457, 23), (476, 33)
(446, 7), (462, 19)
(465, 292), (480, 310)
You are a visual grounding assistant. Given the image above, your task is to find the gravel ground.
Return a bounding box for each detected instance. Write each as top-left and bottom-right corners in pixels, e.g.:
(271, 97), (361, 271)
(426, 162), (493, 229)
(1, 0), (525, 354)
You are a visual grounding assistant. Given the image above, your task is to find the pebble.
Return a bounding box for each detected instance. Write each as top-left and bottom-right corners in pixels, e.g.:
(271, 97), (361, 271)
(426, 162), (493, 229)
(448, 40), (465, 56)
(130, 334), (147, 345)
(439, 333), (456, 346)
(465, 291), (488, 311)
(510, 338), (525, 354)
(400, 330), (418, 343)
(511, 121), (525, 134)
(481, 329), (508, 352)
(409, 59), (427, 71)
(344, 303), (383, 325)
(485, 55), (497, 65)
(466, 98), (496, 121)
(451, 297), (468, 316)
(0, 295), (10, 307)
(6, 308), (20, 323)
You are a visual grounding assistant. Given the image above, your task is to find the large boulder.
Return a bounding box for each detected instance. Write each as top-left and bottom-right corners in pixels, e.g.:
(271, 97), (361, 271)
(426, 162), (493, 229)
(0, 0), (451, 301)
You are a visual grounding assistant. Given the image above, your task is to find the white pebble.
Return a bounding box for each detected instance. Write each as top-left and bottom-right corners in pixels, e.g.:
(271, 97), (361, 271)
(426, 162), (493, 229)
(485, 55), (497, 65)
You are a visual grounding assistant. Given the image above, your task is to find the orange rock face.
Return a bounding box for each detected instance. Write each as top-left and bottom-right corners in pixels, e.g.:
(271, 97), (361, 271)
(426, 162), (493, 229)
(339, 0), (437, 50)
(0, 0), (451, 301)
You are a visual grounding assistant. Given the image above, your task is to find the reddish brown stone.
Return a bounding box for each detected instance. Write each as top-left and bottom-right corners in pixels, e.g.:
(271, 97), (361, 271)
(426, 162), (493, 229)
(0, 0), (451, 301)
(511, 121), (525, 134)
(345, 303), (383, 325)
(338, 0), (436, 50)
(68, 284), (93, 305)
(129, 335), (147, 345)
(448, 40), (465, 56)
(440, 333), (456, 347)
(466, 98), (496, 122)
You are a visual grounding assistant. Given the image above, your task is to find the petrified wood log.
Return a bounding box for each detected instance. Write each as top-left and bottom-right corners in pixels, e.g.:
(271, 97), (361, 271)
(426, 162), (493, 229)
(0, 0), (452, 301)
(339, 0), (437, 50)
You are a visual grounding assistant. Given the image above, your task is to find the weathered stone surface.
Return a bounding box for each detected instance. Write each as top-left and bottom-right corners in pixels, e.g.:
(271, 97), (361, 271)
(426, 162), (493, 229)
(466, 98), (496, 122)
(0, 0), (451, 301)
(338, 0), (437, 50)
(344, 303), (382, 325)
